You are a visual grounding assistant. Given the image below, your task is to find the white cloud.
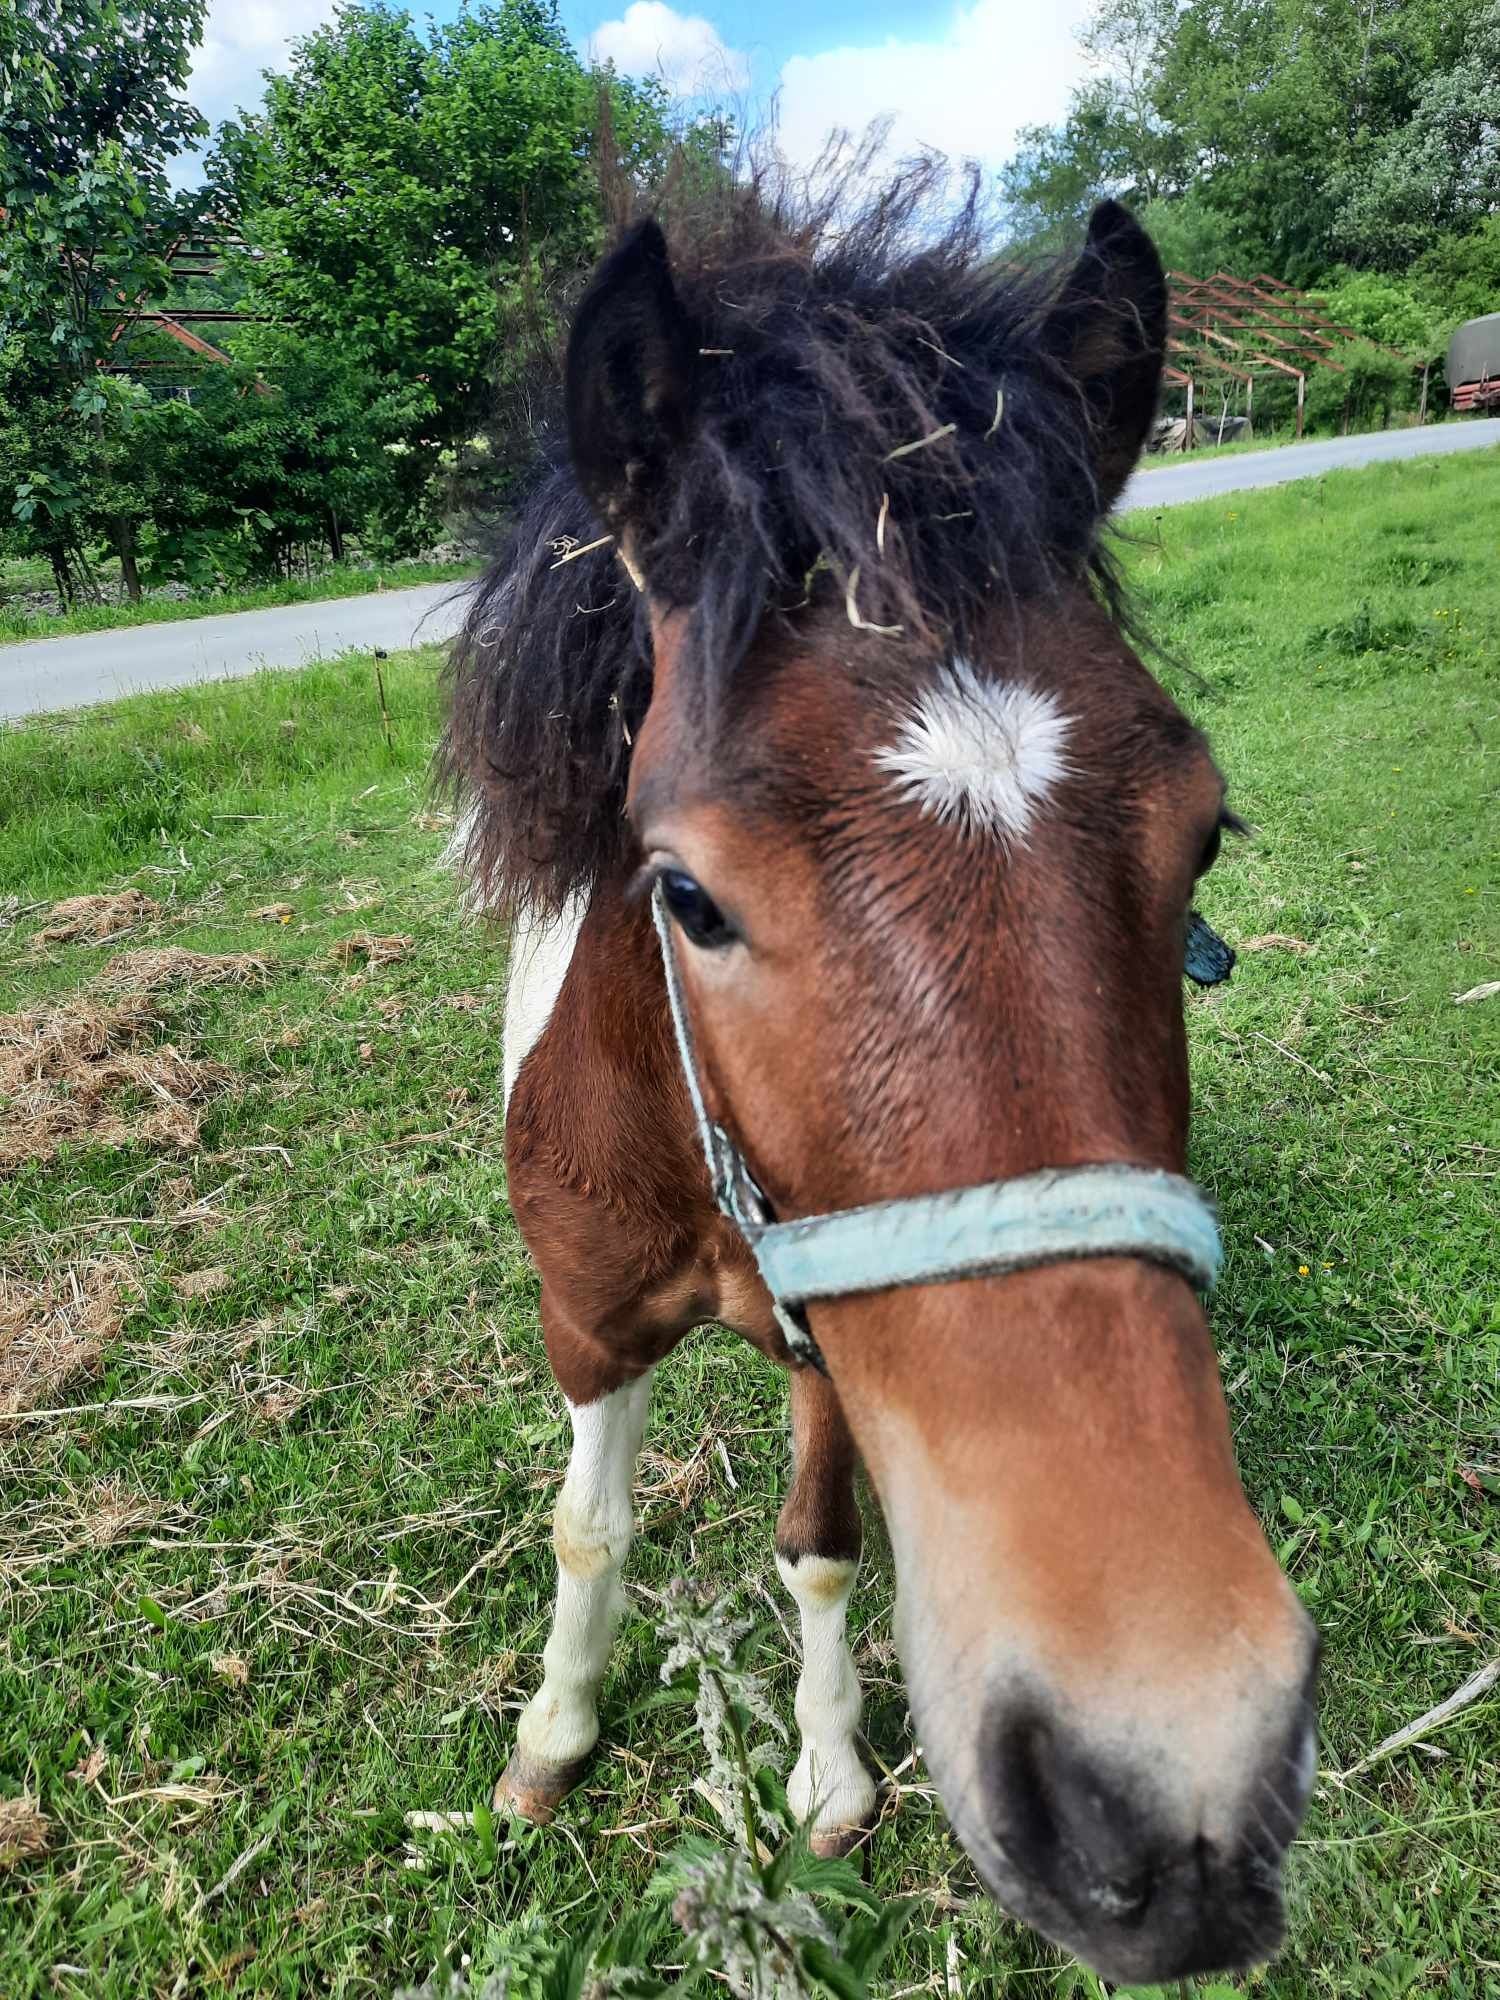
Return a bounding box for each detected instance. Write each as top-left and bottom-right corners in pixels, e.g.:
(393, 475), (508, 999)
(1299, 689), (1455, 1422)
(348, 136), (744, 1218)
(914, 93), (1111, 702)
(775, 0), (1094, 177)
(188, 0), (340, 133)
(164, 0), (339, 187)
(589, 2), (749, 97)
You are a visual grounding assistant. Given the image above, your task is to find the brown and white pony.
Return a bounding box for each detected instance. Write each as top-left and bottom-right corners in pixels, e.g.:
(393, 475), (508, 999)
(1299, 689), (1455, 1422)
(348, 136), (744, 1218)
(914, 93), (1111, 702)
(444, 172), (1318, 1984)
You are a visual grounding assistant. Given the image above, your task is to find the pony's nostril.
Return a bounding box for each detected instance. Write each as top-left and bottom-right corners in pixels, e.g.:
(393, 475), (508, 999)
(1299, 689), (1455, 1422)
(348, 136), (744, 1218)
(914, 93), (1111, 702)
(1088, 1871), (1153, 1923)
(978, 1694), (1302, 1977)
(987, 1712), (1061, 1859)
(985, 1705), (1157, 1922)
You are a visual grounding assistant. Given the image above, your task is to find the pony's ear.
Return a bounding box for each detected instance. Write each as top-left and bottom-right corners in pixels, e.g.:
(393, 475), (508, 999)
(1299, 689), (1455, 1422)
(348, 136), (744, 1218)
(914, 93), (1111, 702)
(565, 218), (696, 546)
(1043, 200), (1167, 511)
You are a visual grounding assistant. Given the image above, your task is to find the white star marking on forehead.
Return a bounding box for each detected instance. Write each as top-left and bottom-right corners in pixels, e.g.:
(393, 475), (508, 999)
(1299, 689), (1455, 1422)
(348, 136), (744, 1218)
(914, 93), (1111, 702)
(874, 657), (1073, 843)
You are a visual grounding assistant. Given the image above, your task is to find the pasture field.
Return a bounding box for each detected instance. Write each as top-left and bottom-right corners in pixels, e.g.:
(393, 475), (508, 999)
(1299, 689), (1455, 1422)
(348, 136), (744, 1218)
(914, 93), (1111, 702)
(1, 452), (1497, 1999)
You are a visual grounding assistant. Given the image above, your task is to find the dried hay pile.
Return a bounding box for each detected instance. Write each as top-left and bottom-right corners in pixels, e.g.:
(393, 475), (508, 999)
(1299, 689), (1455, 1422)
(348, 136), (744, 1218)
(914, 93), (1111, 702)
(0, 1258), (131, 1416)
(95, 948), (270, 993)
(331, 931), (413, 969)
(29, 889), (159, 948)
(0, 1796), (50, 1870)
(0, 999), (230, 1172)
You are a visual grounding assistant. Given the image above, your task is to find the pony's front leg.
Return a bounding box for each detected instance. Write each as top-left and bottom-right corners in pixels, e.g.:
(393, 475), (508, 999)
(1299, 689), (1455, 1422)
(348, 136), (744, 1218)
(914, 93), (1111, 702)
(496, 1356), (653, 1821)
(776, 1366), (877, 1858)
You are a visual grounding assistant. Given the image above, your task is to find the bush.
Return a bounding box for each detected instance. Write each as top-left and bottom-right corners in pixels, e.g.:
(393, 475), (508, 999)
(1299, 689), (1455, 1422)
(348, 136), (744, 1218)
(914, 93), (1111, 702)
(1304, 339), (1420, 433)
(1414, 215), (1500, 322)
(1317, 273), (1443, 358)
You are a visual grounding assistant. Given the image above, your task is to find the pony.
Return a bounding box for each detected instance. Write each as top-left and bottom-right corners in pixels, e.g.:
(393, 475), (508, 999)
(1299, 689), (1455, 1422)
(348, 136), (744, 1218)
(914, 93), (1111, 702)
(442, 166), (1318, 1984)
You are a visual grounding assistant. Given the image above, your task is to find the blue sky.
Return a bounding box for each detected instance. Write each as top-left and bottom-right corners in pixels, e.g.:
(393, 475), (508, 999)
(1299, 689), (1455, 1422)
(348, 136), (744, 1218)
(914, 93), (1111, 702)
(185, 1), (1094, 179)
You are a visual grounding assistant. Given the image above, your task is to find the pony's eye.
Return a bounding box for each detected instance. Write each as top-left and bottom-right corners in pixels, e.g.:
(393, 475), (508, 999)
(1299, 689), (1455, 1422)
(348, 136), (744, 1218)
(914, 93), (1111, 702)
(659, 869), (737, 950)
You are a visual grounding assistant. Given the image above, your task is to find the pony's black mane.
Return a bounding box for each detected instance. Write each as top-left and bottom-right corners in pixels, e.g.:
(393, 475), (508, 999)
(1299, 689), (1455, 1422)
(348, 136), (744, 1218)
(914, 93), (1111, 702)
(442, 161), (1127, 921)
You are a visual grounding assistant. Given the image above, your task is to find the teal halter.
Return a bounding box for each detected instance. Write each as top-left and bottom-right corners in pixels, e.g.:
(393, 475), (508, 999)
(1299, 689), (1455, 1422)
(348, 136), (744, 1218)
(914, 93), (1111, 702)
(651, 886), (1224, 1374)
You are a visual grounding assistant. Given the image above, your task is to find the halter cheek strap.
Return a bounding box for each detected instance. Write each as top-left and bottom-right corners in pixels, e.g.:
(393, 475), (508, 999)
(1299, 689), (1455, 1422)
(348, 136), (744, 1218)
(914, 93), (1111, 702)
(651, 885), (1224, 1374)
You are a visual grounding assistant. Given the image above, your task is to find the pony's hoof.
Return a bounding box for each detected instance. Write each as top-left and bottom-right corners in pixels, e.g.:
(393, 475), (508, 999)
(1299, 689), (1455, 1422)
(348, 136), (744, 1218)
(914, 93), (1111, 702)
(492, 1748), (589, 1823)
(809, 1820), (872, 1862)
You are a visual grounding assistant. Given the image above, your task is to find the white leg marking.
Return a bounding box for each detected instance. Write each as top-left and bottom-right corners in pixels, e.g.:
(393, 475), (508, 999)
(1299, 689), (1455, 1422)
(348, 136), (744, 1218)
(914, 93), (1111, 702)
(502, 892), (587, 1111)
(516, 1373), (653, 1769)
(777, 1554), (876, 1841)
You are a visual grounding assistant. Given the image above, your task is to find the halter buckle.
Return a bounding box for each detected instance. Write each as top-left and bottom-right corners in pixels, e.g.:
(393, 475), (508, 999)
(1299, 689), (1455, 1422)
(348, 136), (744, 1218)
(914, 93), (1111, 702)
(709, 1125), (828, 1372)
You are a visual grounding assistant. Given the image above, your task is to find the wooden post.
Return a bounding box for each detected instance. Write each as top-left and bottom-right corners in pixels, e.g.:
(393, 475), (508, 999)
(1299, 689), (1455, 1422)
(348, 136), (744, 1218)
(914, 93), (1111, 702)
(1295, 371), (1305, 438)
(1184, 375), (1195, 450)
(1418, 360), (1430, 425)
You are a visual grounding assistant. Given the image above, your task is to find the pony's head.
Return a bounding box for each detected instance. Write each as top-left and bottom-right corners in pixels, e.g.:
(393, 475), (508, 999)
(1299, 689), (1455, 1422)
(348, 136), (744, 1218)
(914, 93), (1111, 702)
(454, 172), (1317, 1981)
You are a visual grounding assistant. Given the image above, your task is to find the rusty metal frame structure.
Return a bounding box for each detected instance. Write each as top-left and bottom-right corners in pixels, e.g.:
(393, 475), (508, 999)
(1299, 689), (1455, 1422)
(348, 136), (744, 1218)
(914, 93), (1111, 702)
(103, 226), (272, 395)
(1159, 268), (1416, 449)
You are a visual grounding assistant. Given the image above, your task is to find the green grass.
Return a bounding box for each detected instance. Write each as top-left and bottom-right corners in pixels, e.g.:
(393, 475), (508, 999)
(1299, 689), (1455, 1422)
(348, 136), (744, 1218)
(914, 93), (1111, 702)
(0, 559), (477, 646)
(2, 450), (1498, 1999)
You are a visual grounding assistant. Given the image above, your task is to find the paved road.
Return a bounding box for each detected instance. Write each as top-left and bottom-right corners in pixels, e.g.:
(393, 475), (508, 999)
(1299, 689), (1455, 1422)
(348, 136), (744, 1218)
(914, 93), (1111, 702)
(1, 580), (469, 723)
(5, 418), (1498, 722)
(1119, 415), (1500, 511)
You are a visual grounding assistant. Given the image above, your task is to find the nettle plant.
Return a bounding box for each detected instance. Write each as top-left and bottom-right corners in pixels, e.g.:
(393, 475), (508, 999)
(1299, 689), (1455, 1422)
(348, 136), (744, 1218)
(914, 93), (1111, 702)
(398, 1582), (912, 2000)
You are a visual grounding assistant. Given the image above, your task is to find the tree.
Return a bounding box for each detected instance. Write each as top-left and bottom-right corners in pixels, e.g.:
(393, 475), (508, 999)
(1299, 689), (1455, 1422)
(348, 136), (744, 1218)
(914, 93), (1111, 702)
(1155, 0), (1488, 280)
(1134, 191), (1245, 278)
(0, 0), (208, 598)
(1329, 4), (1500, 270)
(1000, 0), (1496, 284)
(1303, 337), (1417, 432)
(1001, 0), (1183, 250)
(213, 2), (678, 544)
(0, 338), (91, 601)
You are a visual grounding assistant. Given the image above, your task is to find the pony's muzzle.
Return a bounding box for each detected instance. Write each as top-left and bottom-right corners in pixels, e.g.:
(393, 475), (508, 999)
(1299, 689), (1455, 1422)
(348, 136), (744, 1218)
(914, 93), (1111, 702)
(979, 1642), (1319, 1982)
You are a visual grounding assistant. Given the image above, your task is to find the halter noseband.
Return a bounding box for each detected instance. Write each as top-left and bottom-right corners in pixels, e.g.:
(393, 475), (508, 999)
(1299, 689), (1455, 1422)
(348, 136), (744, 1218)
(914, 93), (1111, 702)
(651, 885), (1224, 1375)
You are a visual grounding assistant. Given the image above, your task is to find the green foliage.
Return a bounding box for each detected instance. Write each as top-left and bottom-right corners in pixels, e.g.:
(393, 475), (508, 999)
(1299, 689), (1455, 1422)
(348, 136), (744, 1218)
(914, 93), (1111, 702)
(1000, 0), (1182, 249)
(0, 0), (207, 372)
(130, 327), (438, 582)
(391, 1586), (911, 2000)
(1316, 275), (1445, 359)
(1002, 0), (1498, 289)
(1133, 191), (1243, 280)
(212, 0), (678, 539)
(1414, 214), (1500, 321)
(1303, 339), (1420, 433)
(0, 339), (89, 596)
(1002, 0), (1498, 428)
(1328, 3), (1500, 270)
(2, 3), (684, 593)
(641, 1587), (911, 2000)
(1160, 0), (1487, 280)
(0, 0), (210, 596)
